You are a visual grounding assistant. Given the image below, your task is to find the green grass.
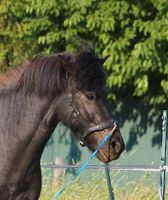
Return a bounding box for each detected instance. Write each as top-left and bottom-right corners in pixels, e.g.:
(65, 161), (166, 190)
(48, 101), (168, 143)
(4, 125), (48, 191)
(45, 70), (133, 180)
(39, 169), (168, 200)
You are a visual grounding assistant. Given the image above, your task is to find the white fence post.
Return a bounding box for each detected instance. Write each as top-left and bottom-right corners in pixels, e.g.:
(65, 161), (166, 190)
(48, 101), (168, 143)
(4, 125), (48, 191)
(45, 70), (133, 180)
(52, 157), (64, 187)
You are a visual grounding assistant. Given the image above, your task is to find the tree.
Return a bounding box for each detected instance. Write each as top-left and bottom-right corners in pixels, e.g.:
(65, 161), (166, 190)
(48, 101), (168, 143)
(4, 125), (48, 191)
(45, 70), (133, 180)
(0, 0), (168, 105)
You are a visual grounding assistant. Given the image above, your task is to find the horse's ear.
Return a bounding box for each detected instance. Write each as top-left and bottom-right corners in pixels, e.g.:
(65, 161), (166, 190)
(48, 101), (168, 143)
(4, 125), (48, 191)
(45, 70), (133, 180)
(99, 55), (110, 65)
(58, 52), (71, 62)
(58, 53), (73, 75)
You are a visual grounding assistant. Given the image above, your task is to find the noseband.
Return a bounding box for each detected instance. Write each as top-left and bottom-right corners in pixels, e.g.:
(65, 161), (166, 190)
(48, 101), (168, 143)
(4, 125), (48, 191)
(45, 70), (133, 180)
(66, 92), (117, 147)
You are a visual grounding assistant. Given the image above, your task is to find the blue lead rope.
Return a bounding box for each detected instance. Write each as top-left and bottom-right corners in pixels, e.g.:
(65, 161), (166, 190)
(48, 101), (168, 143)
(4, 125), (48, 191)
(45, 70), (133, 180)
(51, 126), (116, 200)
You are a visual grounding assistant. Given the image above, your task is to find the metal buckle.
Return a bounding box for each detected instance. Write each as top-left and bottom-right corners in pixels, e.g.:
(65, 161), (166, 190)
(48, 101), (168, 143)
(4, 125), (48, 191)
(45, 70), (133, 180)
(80, 140), (85, 147)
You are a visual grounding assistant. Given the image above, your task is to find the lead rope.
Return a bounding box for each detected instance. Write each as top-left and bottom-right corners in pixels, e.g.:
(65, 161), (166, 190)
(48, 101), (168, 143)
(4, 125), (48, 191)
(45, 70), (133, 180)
(51, 124), (117, 200)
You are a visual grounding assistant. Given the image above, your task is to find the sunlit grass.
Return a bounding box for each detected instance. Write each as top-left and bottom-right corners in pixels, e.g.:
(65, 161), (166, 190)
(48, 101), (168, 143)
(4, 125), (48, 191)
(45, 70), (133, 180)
(39, 168), (168, 200)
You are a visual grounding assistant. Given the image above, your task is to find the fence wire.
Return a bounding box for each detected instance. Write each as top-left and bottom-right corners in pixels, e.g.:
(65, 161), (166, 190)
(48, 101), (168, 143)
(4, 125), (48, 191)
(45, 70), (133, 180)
(41, 163), (168, 173)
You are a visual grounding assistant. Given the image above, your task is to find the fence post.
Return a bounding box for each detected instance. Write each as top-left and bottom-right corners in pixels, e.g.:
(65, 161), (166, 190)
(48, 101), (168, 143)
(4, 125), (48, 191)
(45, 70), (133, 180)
(52, 157), (64, 188)
(160, 110), (168, 200)
(105, 163), (115, 200)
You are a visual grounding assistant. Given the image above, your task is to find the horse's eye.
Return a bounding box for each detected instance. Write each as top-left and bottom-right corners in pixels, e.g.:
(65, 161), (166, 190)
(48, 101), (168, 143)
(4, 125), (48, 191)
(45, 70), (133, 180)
(86, 93), (96, 101)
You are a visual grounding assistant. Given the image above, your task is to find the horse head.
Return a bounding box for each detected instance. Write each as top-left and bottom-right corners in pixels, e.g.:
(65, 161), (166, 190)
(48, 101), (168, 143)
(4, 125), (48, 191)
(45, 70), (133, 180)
(56, 49), (125, 162)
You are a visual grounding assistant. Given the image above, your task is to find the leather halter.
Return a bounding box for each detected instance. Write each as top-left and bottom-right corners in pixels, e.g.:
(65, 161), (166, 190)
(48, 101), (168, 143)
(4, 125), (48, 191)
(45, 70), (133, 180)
(66, 92), (117, 147)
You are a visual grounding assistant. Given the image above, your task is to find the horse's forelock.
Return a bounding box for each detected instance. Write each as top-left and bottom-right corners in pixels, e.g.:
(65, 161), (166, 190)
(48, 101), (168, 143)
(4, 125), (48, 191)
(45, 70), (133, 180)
(71, 50), (106, 91)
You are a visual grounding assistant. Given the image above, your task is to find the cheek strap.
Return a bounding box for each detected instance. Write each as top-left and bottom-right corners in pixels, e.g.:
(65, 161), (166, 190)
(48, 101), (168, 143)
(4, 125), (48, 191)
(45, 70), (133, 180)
(66, 91), (118, 147)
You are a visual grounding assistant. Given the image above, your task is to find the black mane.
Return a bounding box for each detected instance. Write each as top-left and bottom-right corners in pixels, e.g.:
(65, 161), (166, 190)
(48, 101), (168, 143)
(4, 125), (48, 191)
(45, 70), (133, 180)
(16, 49), (106, 97)
(17, 54), (67, 97)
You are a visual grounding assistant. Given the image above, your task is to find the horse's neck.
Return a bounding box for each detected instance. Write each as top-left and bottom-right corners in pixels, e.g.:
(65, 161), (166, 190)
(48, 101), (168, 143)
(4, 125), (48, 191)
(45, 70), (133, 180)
(0, 89), (59, 166)
(0, 89), (61, 197)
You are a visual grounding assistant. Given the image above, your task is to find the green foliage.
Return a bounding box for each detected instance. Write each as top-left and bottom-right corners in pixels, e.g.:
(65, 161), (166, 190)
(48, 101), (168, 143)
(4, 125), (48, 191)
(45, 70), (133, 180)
(0, 0), (29, 69)
(0, 0), (168, 105)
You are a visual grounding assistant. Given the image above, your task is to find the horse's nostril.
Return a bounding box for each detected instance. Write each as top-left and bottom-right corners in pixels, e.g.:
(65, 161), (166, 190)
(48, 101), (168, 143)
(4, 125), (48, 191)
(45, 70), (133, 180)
(110, 140), (121, 154)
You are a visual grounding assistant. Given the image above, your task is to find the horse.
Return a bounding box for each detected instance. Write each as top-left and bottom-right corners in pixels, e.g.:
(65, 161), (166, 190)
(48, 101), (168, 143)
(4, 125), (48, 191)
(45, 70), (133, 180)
(0, 48), (124, 200)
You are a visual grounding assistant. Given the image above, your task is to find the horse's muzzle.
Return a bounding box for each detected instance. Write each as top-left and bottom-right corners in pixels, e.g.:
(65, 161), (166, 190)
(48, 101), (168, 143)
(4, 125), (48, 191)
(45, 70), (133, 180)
(84, 122), (125, 162)
(109, 131), (125, 158)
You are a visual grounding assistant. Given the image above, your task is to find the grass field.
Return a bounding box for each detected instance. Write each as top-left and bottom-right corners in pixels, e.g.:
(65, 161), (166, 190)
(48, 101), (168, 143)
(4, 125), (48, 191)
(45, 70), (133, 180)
(39, 169), (168, 200)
